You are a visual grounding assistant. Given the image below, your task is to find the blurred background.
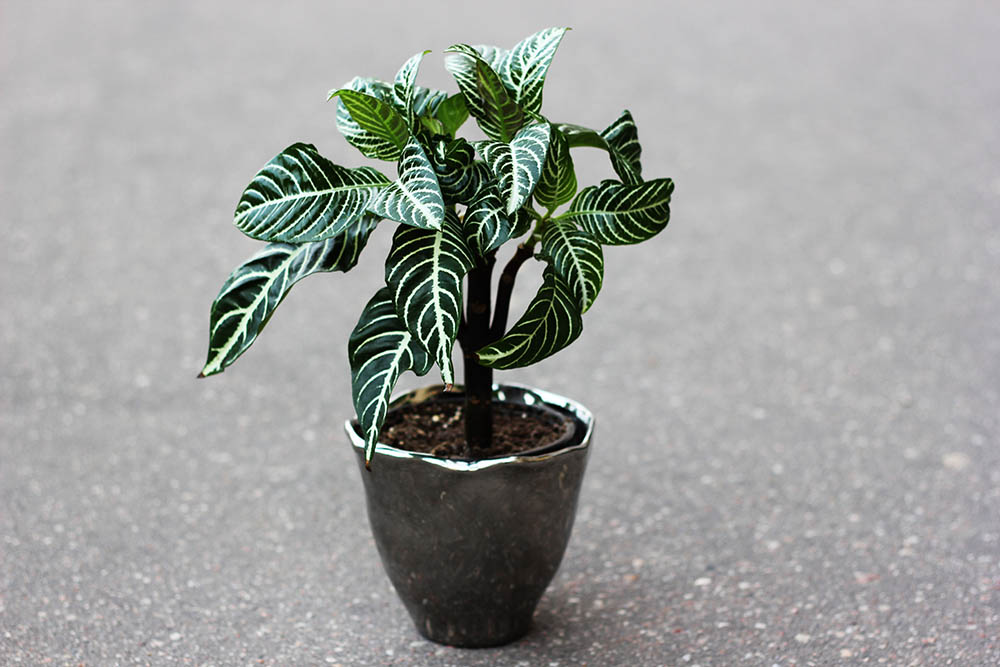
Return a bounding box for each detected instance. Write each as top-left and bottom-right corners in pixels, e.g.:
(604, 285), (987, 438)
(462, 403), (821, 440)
(2, 1), (998, 664)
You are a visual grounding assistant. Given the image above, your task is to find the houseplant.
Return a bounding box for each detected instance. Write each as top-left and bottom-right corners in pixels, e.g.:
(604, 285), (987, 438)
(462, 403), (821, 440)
(200, 27), (674, 647)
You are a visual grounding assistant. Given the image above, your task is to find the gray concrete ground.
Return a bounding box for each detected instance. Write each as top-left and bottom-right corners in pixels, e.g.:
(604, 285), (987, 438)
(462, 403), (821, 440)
(2, 1), (998, 664)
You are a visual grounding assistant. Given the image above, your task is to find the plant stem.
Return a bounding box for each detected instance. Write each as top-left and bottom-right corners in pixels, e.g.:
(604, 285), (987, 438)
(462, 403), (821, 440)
(462, 252), (496, 455)
(490, 243), (535, 339)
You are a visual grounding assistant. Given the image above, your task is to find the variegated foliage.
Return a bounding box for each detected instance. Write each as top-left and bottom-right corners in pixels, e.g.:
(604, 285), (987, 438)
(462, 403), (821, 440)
(600, 110), (643, 184)
(476, 122), (552, 214)
(201, 216), (377, 377)
(368, 136), (445, 230)
(498, 27), (569, 113)
(463, 184), (513, 254)
(234, 143), (389, 243)
(427, 137), (483, 204)
(393, 50), (431, 124)
(445, 28), (568, 118)
(333, 76), (447, 160)
(204, 28), (677, 462)
(538, 220), (603, 313)
(477, 269), (583, 369)
(349, 288), (434, 461)
(331, 85), (409, 161)
(561, 178), (674, 245)
(445, 44), (525, 142)
(555, 111), (643, 184)
(384, 211), (474, 386)
(534, 126), (576, 210)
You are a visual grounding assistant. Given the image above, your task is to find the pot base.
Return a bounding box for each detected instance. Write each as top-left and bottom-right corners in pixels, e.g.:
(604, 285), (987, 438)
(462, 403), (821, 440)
(418, 608), (534, 648)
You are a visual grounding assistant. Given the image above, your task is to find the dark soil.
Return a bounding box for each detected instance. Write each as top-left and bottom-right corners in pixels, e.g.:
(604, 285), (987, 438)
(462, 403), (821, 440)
(379, 399), (572, 460)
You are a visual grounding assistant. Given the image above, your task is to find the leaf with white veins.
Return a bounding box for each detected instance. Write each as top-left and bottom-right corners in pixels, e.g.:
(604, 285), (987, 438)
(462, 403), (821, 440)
(600, 109), (643, 184)
(349, 287), (434, 462)
(445, 44), (524, 142)
(539, 219), (603, 312)
(427, 137), (481, 204)
(393, 50), (431, 124)
(409, 86), (449, 118)
(476, 268), (583, 369)
(554, 114), (643, 184)
(534, 126), (577, 210)
(500, 27), (569, 113)
(561, 178), (674, 245)
(477, 122), (551, 214)
(330, 88), (410, 161)
(201, 216), (377, 377)
(368, 136), (445, 230)
(384, 210), (474, 385)
(463, 184), (513, 254)
(334, 78), (393, 159)
(234, 143), (389, 243)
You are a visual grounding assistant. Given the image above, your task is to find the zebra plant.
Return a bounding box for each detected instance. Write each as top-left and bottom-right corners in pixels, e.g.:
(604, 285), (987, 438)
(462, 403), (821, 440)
(200, 28), (675, 465)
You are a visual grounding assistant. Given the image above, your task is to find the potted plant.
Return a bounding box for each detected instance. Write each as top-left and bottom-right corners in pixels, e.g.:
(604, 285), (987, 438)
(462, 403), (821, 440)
(200, 27), (674, 647)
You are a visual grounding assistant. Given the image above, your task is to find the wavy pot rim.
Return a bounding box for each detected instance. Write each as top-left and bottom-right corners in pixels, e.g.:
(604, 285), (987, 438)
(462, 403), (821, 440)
(344, 382), (594, 472)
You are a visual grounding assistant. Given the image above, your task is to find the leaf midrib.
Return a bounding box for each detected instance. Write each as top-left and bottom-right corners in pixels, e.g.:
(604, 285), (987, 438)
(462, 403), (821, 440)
(552, 224), (592, 306)
(561, 198), (667, 218)
(237, 183), (387, 216)
(204, 246), (303, 374)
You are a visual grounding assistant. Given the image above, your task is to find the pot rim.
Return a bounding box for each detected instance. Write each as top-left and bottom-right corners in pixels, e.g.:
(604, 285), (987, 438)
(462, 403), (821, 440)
(344, 383), (594, 472)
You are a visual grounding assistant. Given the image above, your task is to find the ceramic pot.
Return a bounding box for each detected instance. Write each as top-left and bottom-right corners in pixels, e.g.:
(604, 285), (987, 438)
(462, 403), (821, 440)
(344, 383), (594, 647)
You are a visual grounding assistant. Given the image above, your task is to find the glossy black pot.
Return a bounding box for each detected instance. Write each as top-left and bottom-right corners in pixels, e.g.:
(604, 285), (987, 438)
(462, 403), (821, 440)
(345, 383), (594, 648)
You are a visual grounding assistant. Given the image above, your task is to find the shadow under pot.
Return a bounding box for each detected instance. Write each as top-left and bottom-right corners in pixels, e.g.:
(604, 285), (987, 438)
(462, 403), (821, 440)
(345, 383), (594, 648)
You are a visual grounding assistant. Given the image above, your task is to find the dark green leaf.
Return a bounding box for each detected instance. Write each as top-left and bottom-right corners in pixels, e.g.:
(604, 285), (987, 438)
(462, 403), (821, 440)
(445, 43), (525, 142)
(601, 110), (643, 184)
(427, 137), (481, 204)
(476, 268), (583, 369)
(368, 136), (445, 230)
(201, 216), (377, 377)
(554, 112), (644, 184)
(463, 184), (513, 254)
(534, 126), (577, 210)
(393, 50), (431, 124)
(509, 207), (534, 238)
(349, 287), (434, 461)
(555, 123), (610, 150)
(561, 178), (674, 245)
(502, 27), (569, 113)
(410, 85), (450, 118)
(539, 220), (603, 312)
(233, 143), (389, 243)
(476, 122), (551, 214)
(384, 210), (474, 385)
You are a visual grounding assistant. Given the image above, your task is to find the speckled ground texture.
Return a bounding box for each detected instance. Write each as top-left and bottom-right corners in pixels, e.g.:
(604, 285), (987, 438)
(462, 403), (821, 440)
(2, 1), (998, 665)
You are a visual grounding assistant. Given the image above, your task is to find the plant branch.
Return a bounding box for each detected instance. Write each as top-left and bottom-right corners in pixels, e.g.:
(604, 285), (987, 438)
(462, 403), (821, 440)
(490, 242), (535, 340)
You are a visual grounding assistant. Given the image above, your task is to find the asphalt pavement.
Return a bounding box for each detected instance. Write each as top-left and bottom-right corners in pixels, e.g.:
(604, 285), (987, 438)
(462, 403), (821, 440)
(2, 1), (998, 664)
